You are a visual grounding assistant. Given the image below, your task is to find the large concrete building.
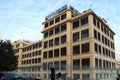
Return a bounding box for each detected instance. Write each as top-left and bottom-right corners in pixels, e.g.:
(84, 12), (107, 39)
(12, 5), (116, 80)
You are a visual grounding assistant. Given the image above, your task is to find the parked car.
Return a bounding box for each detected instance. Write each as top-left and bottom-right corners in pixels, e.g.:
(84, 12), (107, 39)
(0, 72), (23, 80)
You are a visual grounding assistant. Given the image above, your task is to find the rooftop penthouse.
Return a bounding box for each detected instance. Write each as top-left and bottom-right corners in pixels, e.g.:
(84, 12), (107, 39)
(45, 5), (79, 20)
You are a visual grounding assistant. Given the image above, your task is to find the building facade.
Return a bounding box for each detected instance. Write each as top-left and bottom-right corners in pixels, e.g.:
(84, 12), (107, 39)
(12, 5), (116, 80)
(12, 40), (42, 78)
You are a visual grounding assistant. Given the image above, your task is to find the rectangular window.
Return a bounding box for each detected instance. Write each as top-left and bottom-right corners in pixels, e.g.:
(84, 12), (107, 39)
(61, 47), (66, 56)
(106, 48), (108, 57)
(73, 32), (79, 42)
(61, 60), (66, 70)
(98, 32), (101, 41)
(105, 37), (107, 45)
(38, 58), (41, 63)
(107, 30), (109, 36)
(43, 51), (47, 59)
(50, 20), (54, 26)
(82, 58), (90, 68)
(61, 24), (67, 32)
(103, 47), (105, 55)
(73, 59), (80, 70)
(95, 58), (98, 68)
(81, 16), (88, 26)
(104, 27), (106, 34)
(43, 63), (47, 70)
(44, 41), (48, 48)
(54, 49), (59, 57)
(73, 20), (79, 29)
(35, 58), (37, 63)
(94, 29), (97, 39)
(43, 74), (47, 78)
(39, 42), (42, 47)
(38, 50), (41, 55)
(45, 23), (48, 28)
(82, 74), (90, 80)
(31, 59), (35, 64)
(81, 29), (89, 40)
(44, 32), (48, 38)
(61, 13), (66, 20)
(93, 17), (96, 26)
(94, 43), (98, 53)
(108, 40), (110, 46)
(49, 39), (53, 47)
(49, 29), (53, 36)
(73, 45), (80, 55)
(82, 43), (89, 53)
(73, 74), (80, 80)
(97, 21), (100, 29)
(99, 45), (101, 54)
(102, 35), (104, 43)
(55, 37), (59, 45)
(55, 27), (60, 34)
(54, 37), (59, 45)
(61, 35), (66, 44)
(55, 17), (60, 23)
(103, 60), (106, 68)
(99, 59), (102, 68)
(54, 61), (59, 70)
(101, 24), (104, 32)
(48, 50), (53, 58)
(48, 62), (53, 70)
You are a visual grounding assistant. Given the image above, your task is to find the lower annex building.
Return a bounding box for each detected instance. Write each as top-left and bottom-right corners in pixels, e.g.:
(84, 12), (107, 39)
(12, 5), (116, 80)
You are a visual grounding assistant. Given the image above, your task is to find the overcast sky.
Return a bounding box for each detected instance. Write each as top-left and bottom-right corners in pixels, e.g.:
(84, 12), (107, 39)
(0, 0), (120, 61)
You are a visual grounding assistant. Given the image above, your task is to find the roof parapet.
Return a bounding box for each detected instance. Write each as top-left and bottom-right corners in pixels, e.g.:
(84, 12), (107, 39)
(45, 4), (79, 20)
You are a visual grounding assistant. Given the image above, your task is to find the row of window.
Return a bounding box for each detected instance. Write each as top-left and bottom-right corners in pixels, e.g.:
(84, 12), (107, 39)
(73, 43), (89, 54)
(42, 57), (115, 71)
(73, 73), (115, 80)
(22, 73), (40, 79)
(43, 47), (67, 59)
(23, 42), (42, 52)
(94, 29), (114, 49)
(93, 17), (114, 40)
(43, 42), (90, 59)
(73, 29), (89, 42)
(44, 24), (67, 38)
(22, 50), (41, 58)
(73, 58), (115, 70)
(22, 58), (41, 65)
(73, 16), (88, 29)
(45, 13), (66, 28)
(21, 66), (41, 72)
(43, 58), (90, 71)
(73, 73), (90, 80)
(43, 60), (66, 70)
(94, 43), (115, 59)
(73, 58), (90, 70)
(95, 58), (115, 69)
(44, 35), (66, 48)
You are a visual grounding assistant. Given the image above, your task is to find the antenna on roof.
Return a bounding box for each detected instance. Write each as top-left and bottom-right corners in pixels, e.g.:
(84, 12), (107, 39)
(105, 17), (111, 24)
(106, 17), (110, 21)
(89, 3), (93, 9)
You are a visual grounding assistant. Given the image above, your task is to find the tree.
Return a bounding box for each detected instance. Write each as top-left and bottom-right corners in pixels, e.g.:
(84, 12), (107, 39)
(0, 40), (18, 71)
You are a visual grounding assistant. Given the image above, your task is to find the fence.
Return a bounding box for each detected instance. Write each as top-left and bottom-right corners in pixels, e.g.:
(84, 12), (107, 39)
(13, 65), (120, 80)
